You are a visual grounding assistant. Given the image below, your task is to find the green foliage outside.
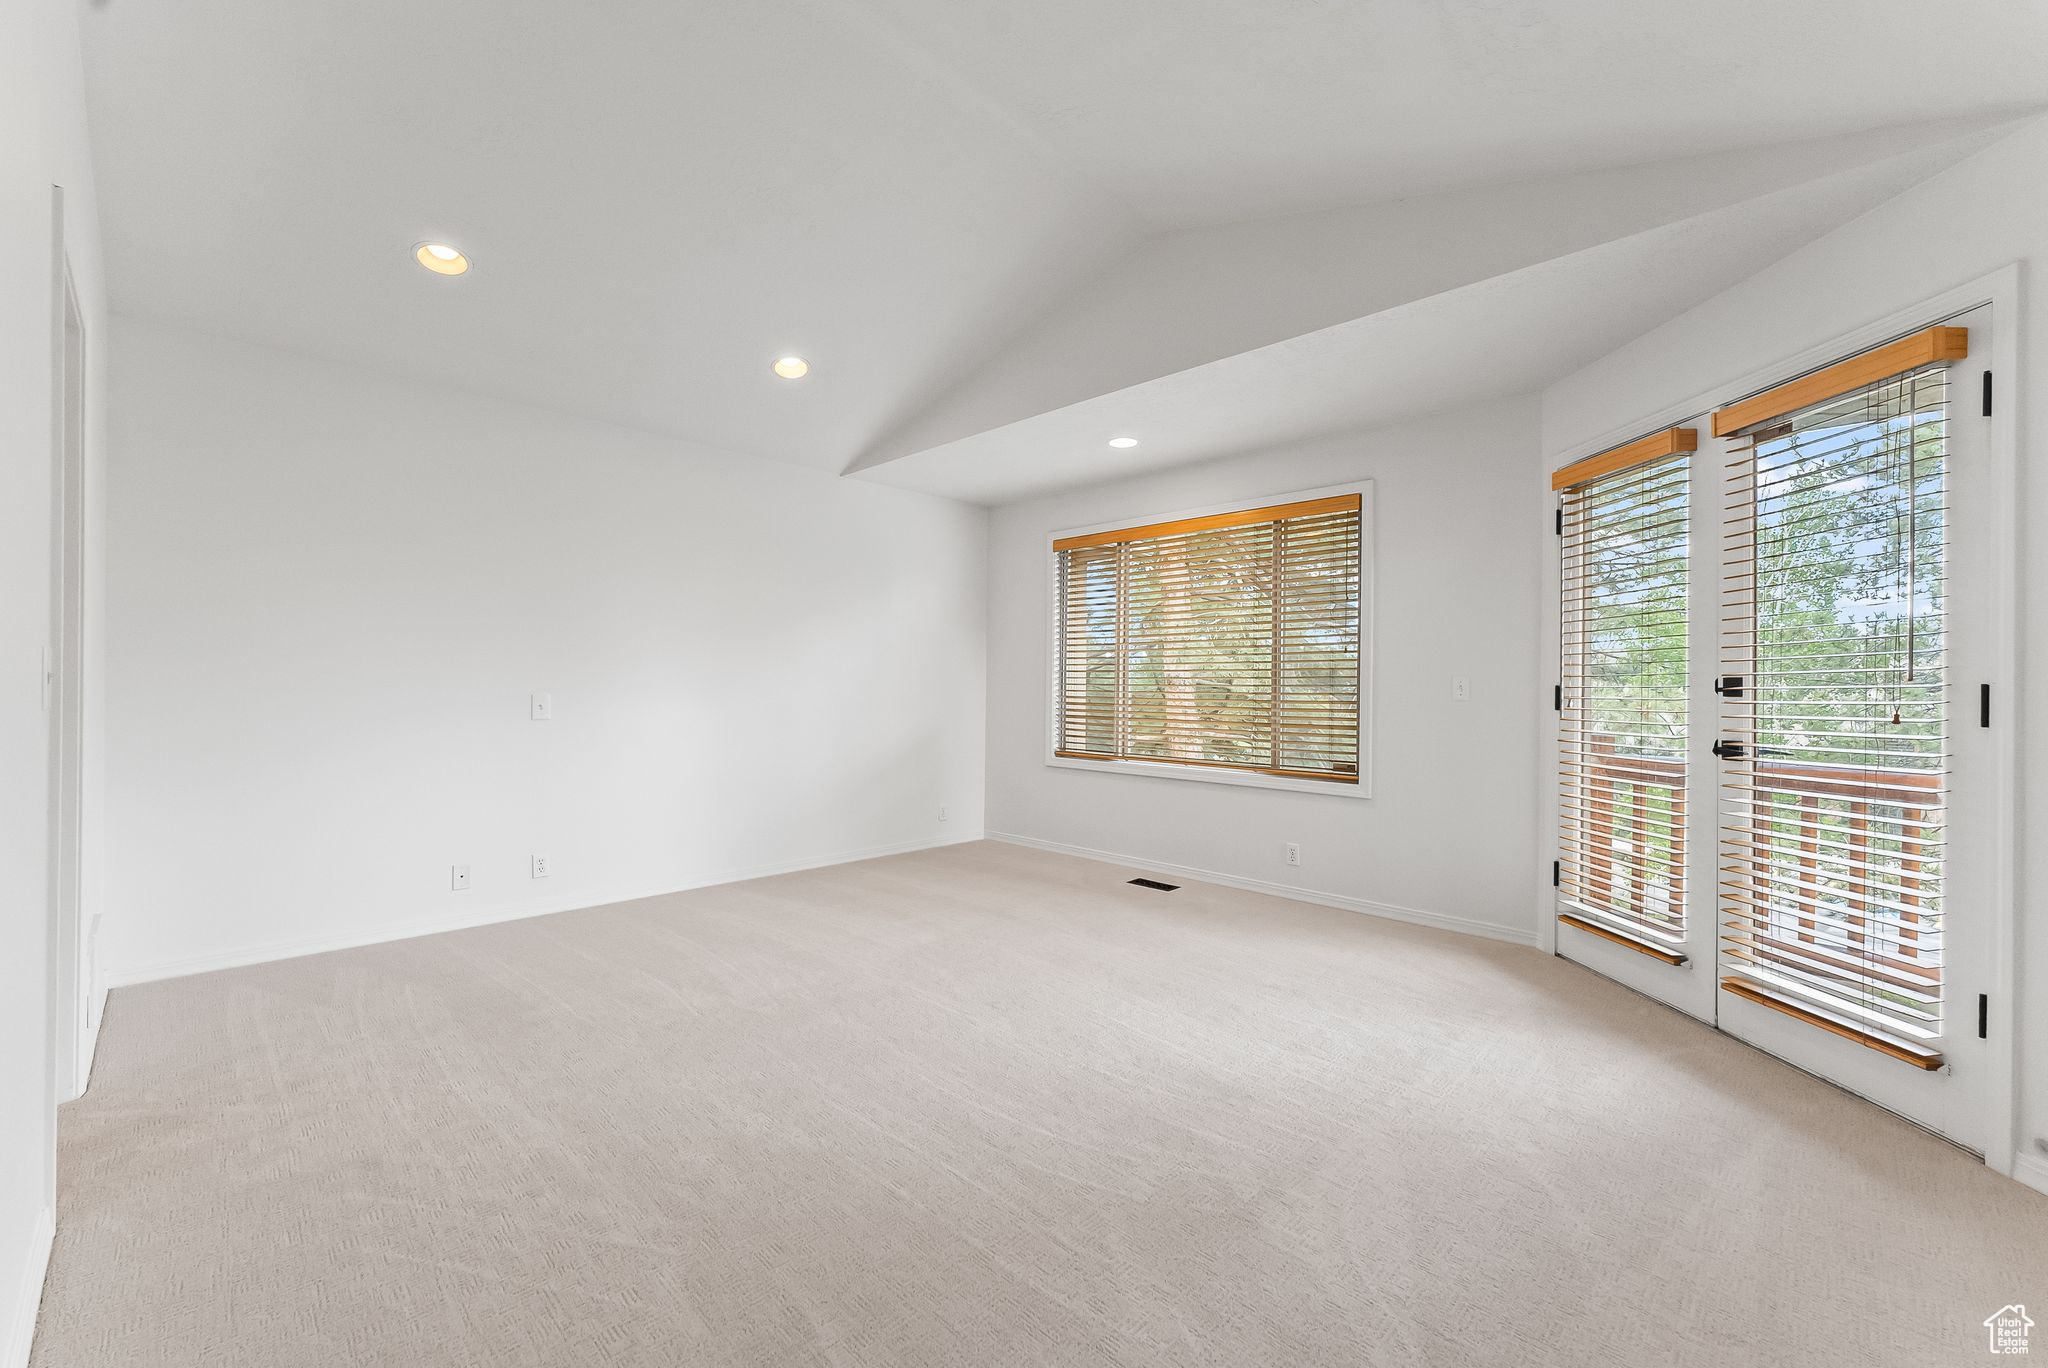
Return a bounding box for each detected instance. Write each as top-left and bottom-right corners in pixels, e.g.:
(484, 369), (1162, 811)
(1064, 518), (1360, 775)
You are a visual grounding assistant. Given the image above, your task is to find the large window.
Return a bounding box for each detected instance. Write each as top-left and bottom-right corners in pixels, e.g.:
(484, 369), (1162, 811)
(1052, 489), (1366, 790)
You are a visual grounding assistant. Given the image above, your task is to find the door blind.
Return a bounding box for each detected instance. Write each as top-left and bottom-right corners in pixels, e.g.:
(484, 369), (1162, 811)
(1718, 363), (1950, 1055)
(1558, 445), (1690, 944)
(1055, 495), (1361, 782)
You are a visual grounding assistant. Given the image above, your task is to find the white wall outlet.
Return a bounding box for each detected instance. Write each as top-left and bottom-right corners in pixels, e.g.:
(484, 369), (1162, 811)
(530, 692), (553, 721)
(938, 805), (949, 822)
(451, 864), (471, 890)
(531, 853), (551, 879)
(1452, 675), (1471, 701)
(1285, 842), (1302, 867)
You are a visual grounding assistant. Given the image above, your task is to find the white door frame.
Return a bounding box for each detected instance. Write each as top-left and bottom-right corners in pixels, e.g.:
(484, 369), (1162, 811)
(1539, 265), (2020, 1177)
(1713, 300), (1997, 1153)
(47, 186), (90, 1108)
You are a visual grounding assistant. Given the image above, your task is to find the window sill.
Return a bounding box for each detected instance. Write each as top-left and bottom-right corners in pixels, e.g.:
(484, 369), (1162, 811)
(1046, 753), (1373, 799)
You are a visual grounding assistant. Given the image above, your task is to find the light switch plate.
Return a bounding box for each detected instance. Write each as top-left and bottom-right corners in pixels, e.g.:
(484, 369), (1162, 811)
(531, 692), (552, 721)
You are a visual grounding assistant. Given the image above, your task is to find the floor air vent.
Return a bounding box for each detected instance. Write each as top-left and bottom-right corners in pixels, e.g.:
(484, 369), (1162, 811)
(1127, 877), (1180, 892)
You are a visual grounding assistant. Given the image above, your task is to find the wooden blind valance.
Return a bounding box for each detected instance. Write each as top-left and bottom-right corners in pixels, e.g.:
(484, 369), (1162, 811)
(1711, 325), (1967, 437)
(1550, 427), (1697, 492)
(1051, 495), (1359, 552)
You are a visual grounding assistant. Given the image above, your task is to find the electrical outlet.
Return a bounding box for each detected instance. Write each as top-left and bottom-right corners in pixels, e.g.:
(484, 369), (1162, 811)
(1285, 842), (1302, 867)
(531, 692), (552, 721)
(1452, 675), (1471, 701)
(938, 805), (949, 822)
(531, 853), (551, 879)
(451, 864), (471, 891)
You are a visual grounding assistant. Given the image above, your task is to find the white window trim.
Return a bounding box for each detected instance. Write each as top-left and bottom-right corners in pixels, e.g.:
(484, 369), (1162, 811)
(1043, 479), (1375, 799)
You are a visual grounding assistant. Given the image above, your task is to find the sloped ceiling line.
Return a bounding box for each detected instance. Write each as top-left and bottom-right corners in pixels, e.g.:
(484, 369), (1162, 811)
(851, 117), (2027, 504)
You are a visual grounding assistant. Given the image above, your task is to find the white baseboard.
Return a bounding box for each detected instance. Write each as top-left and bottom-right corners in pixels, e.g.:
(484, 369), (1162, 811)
(2, 1207), (53, 1368)
(987, 830), (1540, 949)
(2013, 1150), (2048, 1199)
(103, 833), (983, 990)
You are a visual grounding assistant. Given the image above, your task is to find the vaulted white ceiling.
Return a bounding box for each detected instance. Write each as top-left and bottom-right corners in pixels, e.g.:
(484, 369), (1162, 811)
(80, 1), (2048, 502)
(854, 119), (2018, 502)
(849, 0), (2048, 226)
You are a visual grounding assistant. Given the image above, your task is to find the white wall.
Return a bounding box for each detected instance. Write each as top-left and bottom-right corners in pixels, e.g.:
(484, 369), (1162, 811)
(1540, 113), (2048, 1177)
(0, 2), (108, 1362)
(102, 319), (986, 983)
(985, 397), (1543, 944)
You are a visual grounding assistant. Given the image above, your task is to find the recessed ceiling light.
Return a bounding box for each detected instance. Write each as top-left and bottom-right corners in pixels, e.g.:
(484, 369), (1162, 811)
(773, 356), (810, 380)
(1108, 436), (1139, 449)
(414, 242), (469, 276)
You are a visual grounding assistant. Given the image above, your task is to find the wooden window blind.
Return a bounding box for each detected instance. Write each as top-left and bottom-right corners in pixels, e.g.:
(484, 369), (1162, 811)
(1054, 495), (1361, 782)
(1557, 432), (1691, 947)
(1710, 326), (1967, 438)
(1717, 359), (1953, 1063)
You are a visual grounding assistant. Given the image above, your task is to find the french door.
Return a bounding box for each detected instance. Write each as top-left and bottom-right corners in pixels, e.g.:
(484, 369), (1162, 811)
(1556, 428), (1717, 1022)
(1557, 305), (2000, 1153)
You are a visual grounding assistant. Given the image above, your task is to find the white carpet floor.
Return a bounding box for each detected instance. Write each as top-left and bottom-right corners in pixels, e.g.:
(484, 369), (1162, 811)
(31, 840), (2048, 1366)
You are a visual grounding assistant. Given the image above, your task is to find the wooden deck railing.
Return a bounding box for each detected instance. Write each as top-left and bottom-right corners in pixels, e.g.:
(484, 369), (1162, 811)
(1731, 759), (1941, 996)
(1582, 734), (1686, 932)
(1579, 740), (1941, 995)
